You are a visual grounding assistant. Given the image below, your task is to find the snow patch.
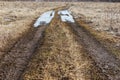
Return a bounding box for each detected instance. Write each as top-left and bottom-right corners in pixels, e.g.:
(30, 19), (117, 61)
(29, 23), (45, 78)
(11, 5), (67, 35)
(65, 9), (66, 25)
(58, 10), (75, 23)
(34, 10), (55, 27)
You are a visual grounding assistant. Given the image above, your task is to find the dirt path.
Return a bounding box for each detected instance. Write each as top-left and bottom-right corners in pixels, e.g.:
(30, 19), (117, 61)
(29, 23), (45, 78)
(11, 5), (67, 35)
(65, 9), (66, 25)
(22, 9), (108, 80)
(0, 7), (120, 80)
(0, 25), (46, 80)
(68, 23), (120, 80)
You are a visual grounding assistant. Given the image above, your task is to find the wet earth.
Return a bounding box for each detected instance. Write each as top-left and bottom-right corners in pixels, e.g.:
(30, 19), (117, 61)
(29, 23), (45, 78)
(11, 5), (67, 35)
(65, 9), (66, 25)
(0, 7), (120, 80)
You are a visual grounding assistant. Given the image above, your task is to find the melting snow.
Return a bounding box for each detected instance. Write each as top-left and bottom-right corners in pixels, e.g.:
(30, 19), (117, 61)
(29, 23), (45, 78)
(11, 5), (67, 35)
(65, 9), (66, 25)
(34, 10), (55, 27)
(58, 10), (75, 23)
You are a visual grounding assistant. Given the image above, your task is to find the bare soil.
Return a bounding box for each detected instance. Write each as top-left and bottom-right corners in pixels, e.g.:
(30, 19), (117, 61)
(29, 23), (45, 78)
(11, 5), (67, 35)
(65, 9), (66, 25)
(68, 22), (120, 80)
(0, 1), (65, 54)
(0, 25), (46, 80)
(22, 10), (108, 80)
(0, 2), (120, 80)
(68, 2), (120, 59)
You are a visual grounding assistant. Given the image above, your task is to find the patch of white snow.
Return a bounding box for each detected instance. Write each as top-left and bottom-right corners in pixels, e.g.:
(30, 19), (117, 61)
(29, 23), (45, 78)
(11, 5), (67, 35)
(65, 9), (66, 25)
(58, 10), (75, 23)
(34, 10), (55, 27)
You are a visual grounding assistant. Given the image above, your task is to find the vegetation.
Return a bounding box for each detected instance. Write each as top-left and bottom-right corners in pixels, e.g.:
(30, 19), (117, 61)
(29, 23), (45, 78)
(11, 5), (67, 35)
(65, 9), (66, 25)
(22, 12), (107, 80)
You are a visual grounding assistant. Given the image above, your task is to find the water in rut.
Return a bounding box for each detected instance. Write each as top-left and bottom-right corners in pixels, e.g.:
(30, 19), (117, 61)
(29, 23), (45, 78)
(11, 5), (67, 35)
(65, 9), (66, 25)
(0, 7), (120, 80)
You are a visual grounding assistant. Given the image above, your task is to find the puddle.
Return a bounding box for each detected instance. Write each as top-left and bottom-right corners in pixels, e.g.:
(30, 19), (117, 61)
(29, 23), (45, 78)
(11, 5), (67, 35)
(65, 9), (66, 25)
(58, 10), (75, 23)
(34, 10), (74, 27)
(34, 10), (55, 27)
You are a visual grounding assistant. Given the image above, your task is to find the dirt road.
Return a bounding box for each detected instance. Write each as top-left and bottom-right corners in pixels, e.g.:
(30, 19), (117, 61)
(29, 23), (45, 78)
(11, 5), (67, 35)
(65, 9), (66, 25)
(0, 7), (120, 80)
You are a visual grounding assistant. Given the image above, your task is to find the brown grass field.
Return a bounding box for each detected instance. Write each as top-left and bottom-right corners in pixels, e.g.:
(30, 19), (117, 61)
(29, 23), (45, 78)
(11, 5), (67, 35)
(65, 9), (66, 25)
(22, 12), (107, 80)
(0, 1), (120, 80)
(0, 2), (119, 58)
(68, 2), (120, 59)
(0, 2), (65, 56)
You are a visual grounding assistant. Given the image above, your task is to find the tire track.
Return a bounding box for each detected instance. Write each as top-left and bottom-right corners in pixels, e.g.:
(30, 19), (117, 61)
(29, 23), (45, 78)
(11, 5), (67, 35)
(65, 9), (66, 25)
(22, 8), (108, 80)
(0, 25), (46, 80)
(68, 22), (120, 80)
(1, 7), (119, 80)
(0, 20), (36, 60)
(0, 6), (67, 80)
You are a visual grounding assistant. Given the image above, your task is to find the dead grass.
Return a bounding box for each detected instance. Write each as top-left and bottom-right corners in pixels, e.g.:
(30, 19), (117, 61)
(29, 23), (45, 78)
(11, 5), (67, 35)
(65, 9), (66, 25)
(22, 13), (107, 80)
(0, 2), (65, 55)
(69, 2), (120, 36)
(68, 3), (120, 58)
(76, 18), (120, 59)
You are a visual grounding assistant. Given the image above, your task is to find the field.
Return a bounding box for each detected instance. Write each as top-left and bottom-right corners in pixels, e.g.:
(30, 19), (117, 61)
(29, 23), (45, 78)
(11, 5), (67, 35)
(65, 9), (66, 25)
(68, 2), (120, 59)
(0, 2), (65, 56)
(0, 2), (120, 80)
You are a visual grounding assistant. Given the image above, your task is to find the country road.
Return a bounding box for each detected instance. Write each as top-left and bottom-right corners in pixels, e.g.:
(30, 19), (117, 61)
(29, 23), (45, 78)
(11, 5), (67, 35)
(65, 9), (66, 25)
(0, 7), (120, 80)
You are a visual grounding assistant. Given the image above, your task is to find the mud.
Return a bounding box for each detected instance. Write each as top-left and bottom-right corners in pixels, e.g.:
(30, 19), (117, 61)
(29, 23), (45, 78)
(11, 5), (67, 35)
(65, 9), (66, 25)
(22, 8), (108, 80)
(0, 26), (46, 80)
(68, 22), (120, 80)
(0, 7), (120, 80)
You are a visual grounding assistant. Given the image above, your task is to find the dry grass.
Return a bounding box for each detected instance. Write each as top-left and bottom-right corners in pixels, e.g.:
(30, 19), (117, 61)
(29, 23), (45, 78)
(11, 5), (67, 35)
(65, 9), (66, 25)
(69, 2), (120, 36)
(0, 2), (119, 79)
(22, 13), (107, 80)
(0, 2), (65, 53)
(68, 2), (120, 59)
(76, 19), (120, 59)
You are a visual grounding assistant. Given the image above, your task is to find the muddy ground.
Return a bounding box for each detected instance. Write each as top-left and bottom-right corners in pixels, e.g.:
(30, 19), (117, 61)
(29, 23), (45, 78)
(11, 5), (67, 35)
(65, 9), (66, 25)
(68, 2), (120, 59)
(22, 10), (108, 80)
(0, 2), (120, 80)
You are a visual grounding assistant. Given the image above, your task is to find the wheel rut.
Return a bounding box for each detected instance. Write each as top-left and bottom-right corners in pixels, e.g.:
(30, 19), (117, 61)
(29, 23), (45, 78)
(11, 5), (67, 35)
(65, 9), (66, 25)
(22, 8), (108, 80)
(0, 25), (46, 80)
(0, 7), (120, 80)
(68, 22), (120, 80)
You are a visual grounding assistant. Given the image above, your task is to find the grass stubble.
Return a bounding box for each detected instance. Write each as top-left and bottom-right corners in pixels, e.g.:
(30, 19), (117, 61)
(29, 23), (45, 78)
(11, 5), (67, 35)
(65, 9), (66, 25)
(0, 1), (65, 58)
(68, 2), (120, 59)
(22, 10), (108, 80)
(76, 19), (120, 60)
(0, 2), (119, 80)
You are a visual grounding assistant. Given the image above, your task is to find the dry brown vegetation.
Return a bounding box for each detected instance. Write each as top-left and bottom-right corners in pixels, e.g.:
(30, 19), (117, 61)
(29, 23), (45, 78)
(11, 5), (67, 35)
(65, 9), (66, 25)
(68, 2), (120, 59)
(0, 2), (65, 57)
(22, 13), (107, 80)
(0, 2), (120, 80)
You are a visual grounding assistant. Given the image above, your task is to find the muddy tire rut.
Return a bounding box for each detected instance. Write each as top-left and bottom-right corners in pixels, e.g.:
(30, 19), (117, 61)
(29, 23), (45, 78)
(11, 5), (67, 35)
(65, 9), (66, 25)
(0, 25), (46, 80)
(68, 23), (120, 80)
(0, 8), (120, 80)
(22, 11), (108, 80)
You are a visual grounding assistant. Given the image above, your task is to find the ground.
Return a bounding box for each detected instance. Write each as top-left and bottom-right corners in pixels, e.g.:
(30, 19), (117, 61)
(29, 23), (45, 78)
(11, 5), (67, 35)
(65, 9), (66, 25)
(0, 2), (65, 57)
(68, 2), (120, 59)
(0, 2), (120, 80)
